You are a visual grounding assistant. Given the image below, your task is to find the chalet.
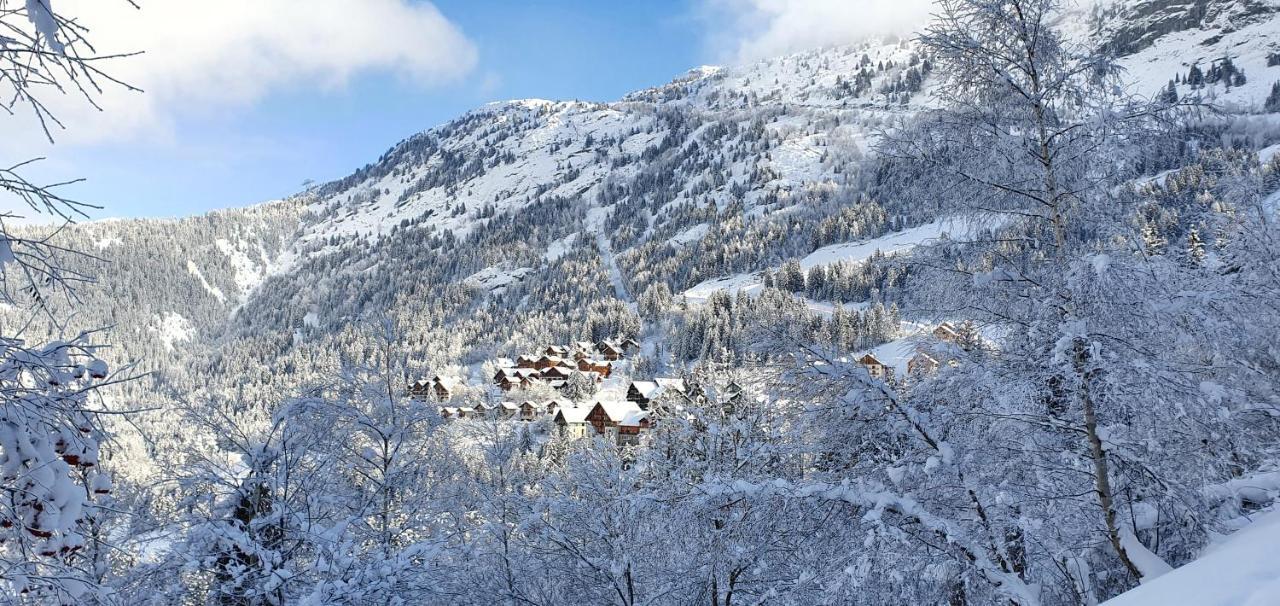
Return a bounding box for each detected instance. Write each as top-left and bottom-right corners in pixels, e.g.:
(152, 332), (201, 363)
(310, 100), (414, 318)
(596, 340), (624, 361)
(473, 401), (493, 416)
(572, 341), (595, 359)
(933, 322), (960, 343)
(620, 338), (641, 354)
(439, 407), (457, 419)
(545, 399), (571, 415)
(627, 381), (659, 406)
(518, 401), (537, 420)
(907, 351), (940, 377)
(617, 411), (652, 446)
(498, 402), (519, 418)
(577, 358), (613, 377)
(515, 355), (539, 369)
(456, 406), (475, 418)
(858, 353), (894, 382)
(534, 355), (570, 370)
(553, 405), (590, 438)
(407, 380), (432, 400)
(431, 375), (462, 400)
(544, 345), (570, 357)
(495, 374), (525, 392)
(540, 366), (573, 382)
(584, 400), (650, 446)
(494, 357), (515, 369)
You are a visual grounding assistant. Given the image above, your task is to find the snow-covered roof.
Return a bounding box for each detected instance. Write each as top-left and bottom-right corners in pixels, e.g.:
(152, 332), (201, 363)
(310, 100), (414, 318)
(618, 409), (650, 427)
(630, 381), (659, 398)
(655, 377), (686, 392)
(595, 400), (643, 423)
(555, 405), (590, 424)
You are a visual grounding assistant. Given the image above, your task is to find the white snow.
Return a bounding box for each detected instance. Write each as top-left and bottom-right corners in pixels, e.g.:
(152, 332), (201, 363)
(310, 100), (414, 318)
(464, 264), (533, 293)
(93, 237), (122, 250)
(800, 218), (984, 269)
(667, 223), (709, 247)
(149, 312), (194, 352)
(684, 217), (990, 304)
(1103, 508), (1280, 606)
(215, 238), (274, 301)
(185, 260), (226, 303)
(544, 232), (579, 262)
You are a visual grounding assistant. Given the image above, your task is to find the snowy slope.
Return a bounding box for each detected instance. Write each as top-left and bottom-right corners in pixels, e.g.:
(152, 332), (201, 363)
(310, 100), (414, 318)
(1103, 508), (1280, 606)
(682, 217), (988, 304)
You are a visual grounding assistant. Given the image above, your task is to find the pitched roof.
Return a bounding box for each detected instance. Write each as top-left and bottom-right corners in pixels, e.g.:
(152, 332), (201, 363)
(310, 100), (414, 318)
(630, 380), (659, 398)
(554, 404), (590, 424)
(655, 377), (686, 393)
(595, 400), (644, 423)
(859, 353), (885, 366)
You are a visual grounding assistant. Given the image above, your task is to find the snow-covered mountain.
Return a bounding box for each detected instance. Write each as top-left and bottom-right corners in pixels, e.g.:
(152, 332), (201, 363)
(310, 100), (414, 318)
(7, 1), (1279, 404)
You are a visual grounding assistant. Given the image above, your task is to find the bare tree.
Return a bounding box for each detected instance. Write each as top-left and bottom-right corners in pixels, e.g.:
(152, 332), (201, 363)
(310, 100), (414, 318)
(0, 1), (138, 600)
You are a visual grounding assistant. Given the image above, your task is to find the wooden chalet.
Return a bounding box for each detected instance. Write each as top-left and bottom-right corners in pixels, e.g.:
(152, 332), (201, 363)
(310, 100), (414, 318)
(431, 375), (462, 400)
(546, 399), (571, 415)
(933, 322), (960, 343)
(498, 402), (519, 418)
(584, 401), (650, 446)
(518, 401), (537, 420)
(576, 357), (613, 377)
(907, 351), (940, 377)
(620, 338), (641, 354)
(596, 340), (624, 361)
(515, 355), (539, 369)
(540, 366), (573, 382)
(544, 345), (570, 357)
(858, 353), (894, 382)
(572, 341), (595, 359)
(534, 355), (570, 370)
(407, 380), (432, 400)
(626, 378), (685, 409)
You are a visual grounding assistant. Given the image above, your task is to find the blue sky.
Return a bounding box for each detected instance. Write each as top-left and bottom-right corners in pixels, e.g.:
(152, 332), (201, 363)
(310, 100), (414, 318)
(6, 0), (924, 220)
(44, 1), (705, 219)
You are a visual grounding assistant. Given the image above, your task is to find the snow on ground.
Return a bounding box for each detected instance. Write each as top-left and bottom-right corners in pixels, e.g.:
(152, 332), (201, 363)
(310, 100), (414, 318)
(185, 260), (226, 303)
(682, 272), (764, 304)
(1260, 143), (1280, 166)
(544, 232), (579, 262)
(587, 206), (632, 302)
(684, 217), (987, 304)
(93, 237), (122, 250)
(1112, 14), (1280, 110)
(800, 217), (983, 269)
(215, 238), (274, 302)
(667, 223), (709, 247)
(1103, 507), (1280, 606)
(149, 312), (194, 352)
(464, 264), (533, 293)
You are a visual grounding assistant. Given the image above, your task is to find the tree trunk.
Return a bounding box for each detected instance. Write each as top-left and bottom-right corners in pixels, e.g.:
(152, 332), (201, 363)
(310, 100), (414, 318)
(1074, 340), (1142, 579)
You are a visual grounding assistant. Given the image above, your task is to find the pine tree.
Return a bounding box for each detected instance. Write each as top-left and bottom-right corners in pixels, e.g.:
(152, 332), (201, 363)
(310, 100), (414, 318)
(1187, 227), (1206, 266)
(1266, 81), (1280, 112)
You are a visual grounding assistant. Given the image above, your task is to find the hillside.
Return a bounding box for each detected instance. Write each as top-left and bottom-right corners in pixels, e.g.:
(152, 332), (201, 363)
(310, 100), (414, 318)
(3, 2), (1280, 601)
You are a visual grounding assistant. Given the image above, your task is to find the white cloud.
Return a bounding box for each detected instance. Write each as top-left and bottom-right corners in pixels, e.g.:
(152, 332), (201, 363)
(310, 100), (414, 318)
(700, 0), (934, 63)
(8, 0), (477, 148)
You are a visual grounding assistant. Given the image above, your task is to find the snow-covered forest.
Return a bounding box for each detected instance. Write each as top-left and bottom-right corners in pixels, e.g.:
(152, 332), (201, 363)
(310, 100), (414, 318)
(2, 0), (1279, 603)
